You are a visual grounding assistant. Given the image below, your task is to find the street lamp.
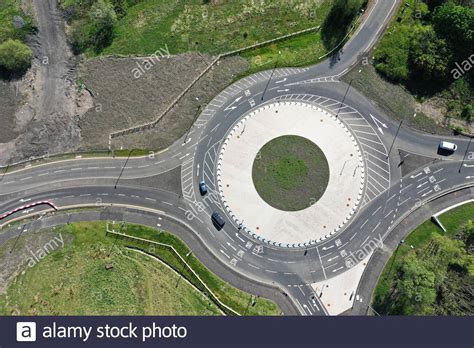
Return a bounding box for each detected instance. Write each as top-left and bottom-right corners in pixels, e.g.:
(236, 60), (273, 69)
(261, 50), (281, 102)
(108, 222), (125, 257)
(184, 104), (203, 144)
(385, 239), (404, 280)
(458, 136), (473, 173)
(386, 119), (404, 160)
(114, 149), (139, 189)
(336, 78), (354, 118)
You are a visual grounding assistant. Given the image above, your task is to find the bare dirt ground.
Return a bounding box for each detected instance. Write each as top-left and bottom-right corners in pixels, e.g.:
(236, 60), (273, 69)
(0, 0), (248, 164)
(0, 80), (22, 143)
(78, 53), (212, 149)
(0, 0), (80, 165)
(110, 55), (248, 151)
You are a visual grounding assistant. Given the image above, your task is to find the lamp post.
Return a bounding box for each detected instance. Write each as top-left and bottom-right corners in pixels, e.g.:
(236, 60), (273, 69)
(385, 239), (405, 280)
(108, 222), (125, 257)
(261, 51), (281, 102)
(336, 78), (354, 118)
(184, 105), (202, 144)
(114, 149), (138, 189)
(386, 119), (403, 160)
(458, 136), (473, 173)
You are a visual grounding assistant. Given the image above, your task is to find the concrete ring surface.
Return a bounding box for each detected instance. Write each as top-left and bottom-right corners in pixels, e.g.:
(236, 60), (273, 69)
(217, 101), (366, 248)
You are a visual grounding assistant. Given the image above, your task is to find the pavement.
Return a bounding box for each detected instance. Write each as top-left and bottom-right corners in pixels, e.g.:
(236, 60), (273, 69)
(219, 101), (363, 246)
(1, 0), (474, 316)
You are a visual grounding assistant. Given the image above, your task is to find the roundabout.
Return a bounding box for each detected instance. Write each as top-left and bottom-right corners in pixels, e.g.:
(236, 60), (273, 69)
(217, 101), (366, 247)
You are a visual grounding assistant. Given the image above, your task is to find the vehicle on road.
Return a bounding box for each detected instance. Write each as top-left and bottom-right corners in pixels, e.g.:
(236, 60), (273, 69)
(211, 212), (225, 230)
(438, 141), (457, 153)
(199, 181), (208, 195)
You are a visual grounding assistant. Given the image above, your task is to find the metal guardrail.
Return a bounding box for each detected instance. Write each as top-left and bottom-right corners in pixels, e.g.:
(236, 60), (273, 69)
(105, 228), (241, 316)
(108, 26), (321, 140)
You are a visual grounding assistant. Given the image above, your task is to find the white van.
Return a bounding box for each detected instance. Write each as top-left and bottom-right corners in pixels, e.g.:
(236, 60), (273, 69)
(439, 141), (457, 152)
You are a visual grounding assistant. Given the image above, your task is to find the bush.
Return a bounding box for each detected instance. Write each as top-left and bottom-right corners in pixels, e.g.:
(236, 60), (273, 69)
(70, 0), (117, 53)
(432, 3), (474, 58)
(0, 39), (32, 74)
(409, 25), (451, 80)
(374, 25), (413, 82)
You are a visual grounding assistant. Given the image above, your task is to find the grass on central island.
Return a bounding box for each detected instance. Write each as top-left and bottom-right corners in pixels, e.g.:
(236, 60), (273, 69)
(252, 135), (329, 211)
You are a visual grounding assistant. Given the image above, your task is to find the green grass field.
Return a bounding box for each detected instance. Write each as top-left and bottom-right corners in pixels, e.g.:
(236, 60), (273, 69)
(0, 221), (280, 315)
(64, 0), (366, 74)
(118, 222), (280, 315)
(0, 223), (221, 315)
(372, 202), (474, 315)
(252, 135), (329, 211)
(98, 0), (330, 56)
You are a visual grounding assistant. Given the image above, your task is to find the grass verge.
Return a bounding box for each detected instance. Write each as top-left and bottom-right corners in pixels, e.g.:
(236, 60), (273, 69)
(0, 221), (280, 315)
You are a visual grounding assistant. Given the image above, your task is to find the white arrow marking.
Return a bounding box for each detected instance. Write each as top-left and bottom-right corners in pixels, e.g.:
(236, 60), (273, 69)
(277, 89), (289, 92)
(416, 181), (428, 188)
(19, 198), (31, 203)
(224, 96), (243, 111)
(466, 176), (474, 179)
(196, 164), (200, 177)
(322, 245), (335, 251)
(275, 77), (287, 84)
(421, 190), (433, 198)
(220, 249), (230, 259)
(327, 255), (340, 262)
(332, 266), (344, 272)
(463, 163), (474, 168)
(370, 114), (388, 135)
(410, 172), (422, 179)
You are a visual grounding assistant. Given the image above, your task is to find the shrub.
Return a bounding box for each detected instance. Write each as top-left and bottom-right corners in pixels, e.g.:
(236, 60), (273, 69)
(0, 39), (32, 74)
(69, 0), (117, 54)
(374, 25), (413, 82)
(432, 3), (474, 58)
(409, 25), (451, 80)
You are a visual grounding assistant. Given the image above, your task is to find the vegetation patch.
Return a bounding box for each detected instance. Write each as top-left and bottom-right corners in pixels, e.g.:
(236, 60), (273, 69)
(62, 0), (367, 74)
(0, 0), (34, 76)
(372, 0), (473, 131)
(372, 202), (474, 315)
(252, 135), (329, 211)
(0, 221), (280, 315)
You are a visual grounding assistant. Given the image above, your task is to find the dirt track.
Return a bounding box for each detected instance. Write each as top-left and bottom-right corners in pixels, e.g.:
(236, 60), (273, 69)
(0, 0), (247, 163)
(0, 0), (79, 165)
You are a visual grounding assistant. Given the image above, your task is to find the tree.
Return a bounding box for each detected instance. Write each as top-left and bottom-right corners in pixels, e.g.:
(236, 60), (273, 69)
(397, 253), (437, 314)
(432, 3), (474, 58)
(71, 0), (117, 53)
(374, 25), (413, 82)
(321, 0), (365, 50)
(409, 26), (451, 80)
(88, 0), (117, 52)
(0, 39), (32, 74)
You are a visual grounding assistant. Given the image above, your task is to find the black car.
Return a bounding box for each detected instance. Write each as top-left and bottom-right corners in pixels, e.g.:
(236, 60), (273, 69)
(211, 212), (225, 230)
(199, 181), (208, 195)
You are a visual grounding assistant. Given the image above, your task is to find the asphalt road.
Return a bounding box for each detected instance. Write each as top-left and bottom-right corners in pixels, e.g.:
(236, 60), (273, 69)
(1, 0), (473, 315)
